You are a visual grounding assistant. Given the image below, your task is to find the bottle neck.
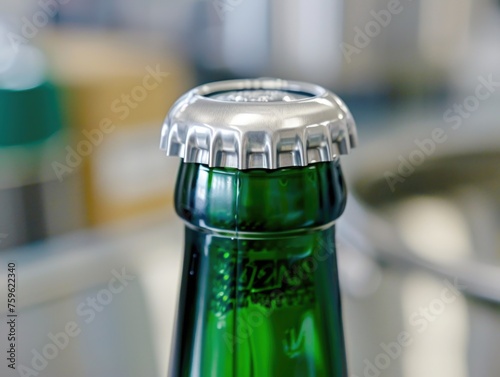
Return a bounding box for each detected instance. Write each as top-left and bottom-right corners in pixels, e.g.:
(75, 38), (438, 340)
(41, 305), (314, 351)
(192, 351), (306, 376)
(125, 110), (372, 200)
(170, 225), (347, 377)
(174, 161), (347, 234)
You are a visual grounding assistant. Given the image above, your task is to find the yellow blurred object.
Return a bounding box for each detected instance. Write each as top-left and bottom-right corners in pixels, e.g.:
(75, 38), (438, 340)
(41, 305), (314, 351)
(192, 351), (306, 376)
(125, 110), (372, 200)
(39, 28), (193, 226)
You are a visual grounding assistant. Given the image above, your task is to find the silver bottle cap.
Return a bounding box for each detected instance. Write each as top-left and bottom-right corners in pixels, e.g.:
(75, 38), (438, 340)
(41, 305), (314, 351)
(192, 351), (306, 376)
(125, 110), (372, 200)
(160, 78), (357, 170)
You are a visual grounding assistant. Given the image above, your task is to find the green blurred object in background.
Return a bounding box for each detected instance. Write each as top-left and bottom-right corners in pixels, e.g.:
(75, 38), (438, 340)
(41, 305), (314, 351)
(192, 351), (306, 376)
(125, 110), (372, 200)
(161, 79), (358, 376)
(0, 32), (85, 250)
(0, 82), (62, 147)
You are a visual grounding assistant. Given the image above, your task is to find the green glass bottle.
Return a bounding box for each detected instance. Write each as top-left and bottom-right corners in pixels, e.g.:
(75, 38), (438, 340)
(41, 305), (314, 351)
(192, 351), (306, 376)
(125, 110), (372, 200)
(161, 79), (357, 377)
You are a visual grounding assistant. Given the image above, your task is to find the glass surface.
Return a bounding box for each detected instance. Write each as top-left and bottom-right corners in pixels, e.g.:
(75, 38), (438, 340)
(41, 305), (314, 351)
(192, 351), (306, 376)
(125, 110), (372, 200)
(170, 161), (348, 377)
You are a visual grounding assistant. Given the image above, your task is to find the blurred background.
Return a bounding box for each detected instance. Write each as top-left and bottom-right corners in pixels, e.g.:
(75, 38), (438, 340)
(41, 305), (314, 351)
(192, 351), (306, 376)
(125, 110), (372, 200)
(0, 0), (499, 376)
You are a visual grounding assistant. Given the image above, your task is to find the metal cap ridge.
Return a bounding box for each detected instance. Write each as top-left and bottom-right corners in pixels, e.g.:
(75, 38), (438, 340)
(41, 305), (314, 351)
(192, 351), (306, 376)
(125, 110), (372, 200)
(160, 78), (358, 170)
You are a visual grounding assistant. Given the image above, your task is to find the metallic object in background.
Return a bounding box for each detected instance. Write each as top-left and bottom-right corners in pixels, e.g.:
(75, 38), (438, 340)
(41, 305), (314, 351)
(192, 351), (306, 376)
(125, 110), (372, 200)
(449, 0), (500, 94)
(184, 0), (492, 97)
(339, 108), (500, 376)
(0, 35), (85, 250)
(184, 0), (471, 94)
(186, 0), (344, 87)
